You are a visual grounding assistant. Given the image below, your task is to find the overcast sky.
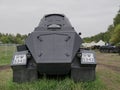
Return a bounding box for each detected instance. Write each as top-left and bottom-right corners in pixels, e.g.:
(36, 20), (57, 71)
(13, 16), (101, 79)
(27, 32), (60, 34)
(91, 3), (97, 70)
(0, 0), (120, 37)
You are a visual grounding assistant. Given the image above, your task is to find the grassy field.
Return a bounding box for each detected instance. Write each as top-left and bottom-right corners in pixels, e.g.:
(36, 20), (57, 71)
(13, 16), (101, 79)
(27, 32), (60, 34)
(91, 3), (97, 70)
(0, 46), (120, 90)
(0, 45), (16, 65)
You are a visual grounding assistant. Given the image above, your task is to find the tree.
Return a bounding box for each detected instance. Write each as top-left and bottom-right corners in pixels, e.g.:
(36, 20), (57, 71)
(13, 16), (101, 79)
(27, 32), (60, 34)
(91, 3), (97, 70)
(113, 10), (120, 26)
(110, 24), (120, 44)
(0, 33), (27, 44)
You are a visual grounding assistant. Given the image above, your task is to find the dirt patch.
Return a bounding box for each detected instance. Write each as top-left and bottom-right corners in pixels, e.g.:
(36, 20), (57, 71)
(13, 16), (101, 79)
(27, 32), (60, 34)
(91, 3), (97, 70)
(98, 63), (120, 72)
(0, 65), (10, 71)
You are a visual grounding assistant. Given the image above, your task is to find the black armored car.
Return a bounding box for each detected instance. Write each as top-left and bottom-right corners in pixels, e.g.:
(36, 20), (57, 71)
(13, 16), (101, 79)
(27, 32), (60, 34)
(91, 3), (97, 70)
(11, 14), (97, 83)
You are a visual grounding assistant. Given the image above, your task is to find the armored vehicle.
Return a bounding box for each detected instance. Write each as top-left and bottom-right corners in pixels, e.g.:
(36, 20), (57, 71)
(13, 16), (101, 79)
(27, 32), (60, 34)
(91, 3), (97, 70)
(11, 14), (96, 83)
(99, 45), (118, 53)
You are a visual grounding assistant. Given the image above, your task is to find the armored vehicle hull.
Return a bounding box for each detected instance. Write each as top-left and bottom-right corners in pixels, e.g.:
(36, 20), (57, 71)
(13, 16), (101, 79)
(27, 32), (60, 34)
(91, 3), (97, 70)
(11, 14), (96, 83)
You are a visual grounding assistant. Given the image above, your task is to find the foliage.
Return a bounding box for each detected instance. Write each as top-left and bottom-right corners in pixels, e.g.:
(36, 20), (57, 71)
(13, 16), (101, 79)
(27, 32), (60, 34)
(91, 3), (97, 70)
(83, 32), (109, 43)
(0, 33), (27, 44)
(114, 10), (120, 26)
(110, 24), (120, 44)
(83, 26), (114, 43)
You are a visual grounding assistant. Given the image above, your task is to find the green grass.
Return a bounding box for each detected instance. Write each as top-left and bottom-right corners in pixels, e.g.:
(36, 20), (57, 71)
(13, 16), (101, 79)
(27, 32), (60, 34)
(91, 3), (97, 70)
(0, 45), (16, 65)
(0, 69), (106, 90)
